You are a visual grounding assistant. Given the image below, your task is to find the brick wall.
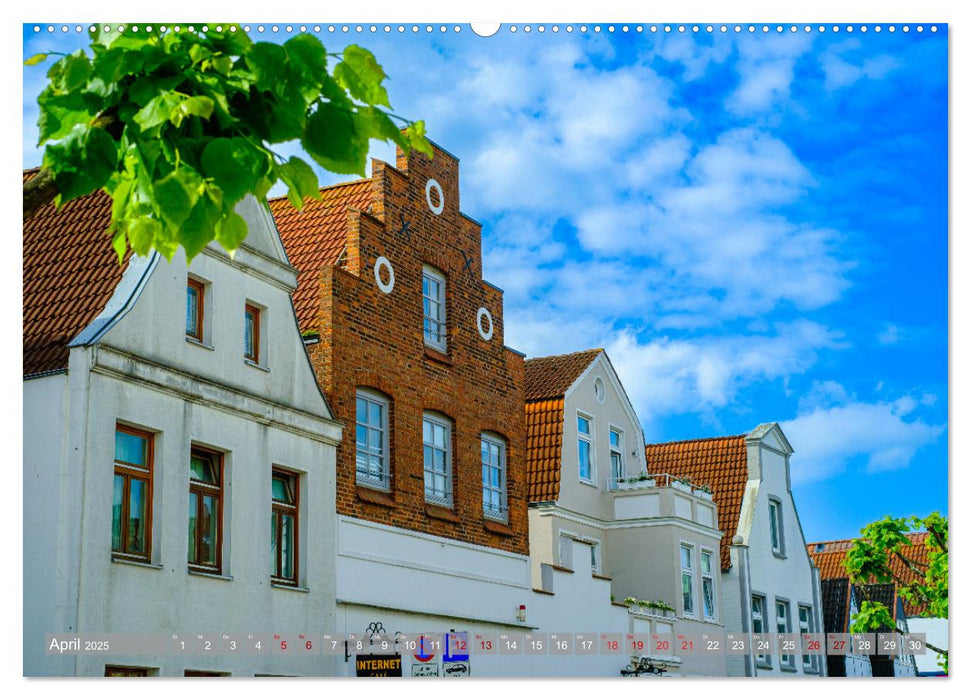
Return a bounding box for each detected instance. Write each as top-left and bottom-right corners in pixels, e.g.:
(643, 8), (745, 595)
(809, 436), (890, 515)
(303, 144), (528, 555)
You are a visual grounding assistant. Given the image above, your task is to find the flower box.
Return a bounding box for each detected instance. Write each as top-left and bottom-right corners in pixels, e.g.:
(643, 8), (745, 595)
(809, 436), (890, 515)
(693, 488), (713, 501)
(672, 480), (693, 493)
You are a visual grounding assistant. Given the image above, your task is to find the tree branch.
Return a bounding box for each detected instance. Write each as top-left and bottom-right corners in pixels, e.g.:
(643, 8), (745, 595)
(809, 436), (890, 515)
(23, 167), (57, 219)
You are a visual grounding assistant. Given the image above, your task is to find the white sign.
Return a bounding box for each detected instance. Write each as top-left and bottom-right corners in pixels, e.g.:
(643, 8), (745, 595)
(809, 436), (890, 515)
(442, 661), (471, 677)
(412, 662), (439, 677)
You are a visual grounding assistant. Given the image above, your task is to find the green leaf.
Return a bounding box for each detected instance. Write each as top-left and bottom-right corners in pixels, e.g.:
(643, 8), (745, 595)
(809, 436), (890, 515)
(303, 102), (368, 175)
(127, 216), (162, 256)
(37, 91), (97, 144)
(133, 92), (185, 130)
(214, 211), (248, 252)
(284, 34), (327, 92)
(277, 156), (320, 207)
(200, 137), (267, 203)
(405, 120), (434, 156)
(58, 51), (92, 93)
(44, 124), (117, 204)
(180, 95), (215, 120)
(152, 168), (201, 230)
(246, 42), (287, 92)
(332, 45), (390, 107)
(24, 53), (47, 66)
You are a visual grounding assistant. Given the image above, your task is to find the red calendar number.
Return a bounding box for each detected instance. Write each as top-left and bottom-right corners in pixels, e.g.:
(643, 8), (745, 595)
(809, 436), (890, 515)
(631, 640), (644, 651)
(657, 640), (670, 651)
(480, 639), (493, 651)
(808, 641), (821, 651)
(280, 640), (287, 650)
(305, 641), (312, 650)
(681, 640), (694, 651)
(831, 639), (845, 651)
(606, 640), (619, 651)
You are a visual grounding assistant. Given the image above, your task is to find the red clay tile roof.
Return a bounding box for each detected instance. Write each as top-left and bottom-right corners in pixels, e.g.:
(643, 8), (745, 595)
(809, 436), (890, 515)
(268, 180), (372, 331)
(526, 398), (565, 502)
(523, 350), (602, 502)
(807, 533), (933, 617)
(644, 435), (748, 571)
(23, 169), (132, 377)
(524, 349), (602, 401)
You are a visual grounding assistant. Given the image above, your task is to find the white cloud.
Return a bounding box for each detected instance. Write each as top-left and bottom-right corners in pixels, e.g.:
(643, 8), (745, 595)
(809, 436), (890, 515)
(820, 39), (900, 91)
(727, 32), (815, 114)
(877, 323), (901, 345)
(604, 321), (846, 427)
(783, 398), (945, 484)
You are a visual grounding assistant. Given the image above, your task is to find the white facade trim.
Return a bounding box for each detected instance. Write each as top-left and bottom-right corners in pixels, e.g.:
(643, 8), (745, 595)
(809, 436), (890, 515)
(533, 503), (723, 539)
(88, 344), (341, 445)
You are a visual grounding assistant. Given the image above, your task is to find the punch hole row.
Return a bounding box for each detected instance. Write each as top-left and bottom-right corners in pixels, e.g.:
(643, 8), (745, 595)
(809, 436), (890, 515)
(33, 24), (939, 35)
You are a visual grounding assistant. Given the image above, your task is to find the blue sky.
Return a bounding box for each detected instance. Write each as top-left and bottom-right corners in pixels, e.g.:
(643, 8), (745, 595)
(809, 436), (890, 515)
(22, 22), (949, 543)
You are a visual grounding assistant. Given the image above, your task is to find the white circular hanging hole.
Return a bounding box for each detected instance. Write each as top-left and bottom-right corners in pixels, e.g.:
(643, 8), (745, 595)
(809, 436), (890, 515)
(374, 256), (395, 294)
(425, 179), (445, 215)
(477, 307), (494, 341)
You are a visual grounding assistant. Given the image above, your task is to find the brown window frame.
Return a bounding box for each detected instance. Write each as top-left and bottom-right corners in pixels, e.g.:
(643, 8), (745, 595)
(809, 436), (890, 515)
(105, 665), (149, 677)
(186, 278), (205, 341)
(112, 424), (154, 563)
(271, 468), (299, 586)
(188, 447), (224, 574)
(244, 303), (261, 363)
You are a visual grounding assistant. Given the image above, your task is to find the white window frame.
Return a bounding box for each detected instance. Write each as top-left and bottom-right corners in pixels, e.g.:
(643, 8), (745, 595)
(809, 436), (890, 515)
(701, 549), (716, 621)
(481, 433), (507, 521)
(577, 412), (594, 484)
(752, 594), (770, 666)
(798, 604), (816, 672)
(422, 413), (452, 506)
(588, 541), (601, 574)
(608, 426), (624, 484)
(422, 265), (447, 352)
(776, 599), (794, 669)
(355, 389), (390, 490)
(680, 542), (696, 617)
(769, 497), (786, 557)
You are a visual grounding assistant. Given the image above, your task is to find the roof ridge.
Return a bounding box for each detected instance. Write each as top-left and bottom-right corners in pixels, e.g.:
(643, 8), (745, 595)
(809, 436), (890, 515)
(525, 347), (603, 363)
(267, 177), (371, 204)
(645, 434), (746, 448)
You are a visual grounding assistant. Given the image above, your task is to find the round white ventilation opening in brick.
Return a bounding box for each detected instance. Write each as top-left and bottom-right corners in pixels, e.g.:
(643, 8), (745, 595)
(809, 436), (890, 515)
(425, 178), (444, 215)
(477, 307), (494, 341)
(374, 256), (395, 294)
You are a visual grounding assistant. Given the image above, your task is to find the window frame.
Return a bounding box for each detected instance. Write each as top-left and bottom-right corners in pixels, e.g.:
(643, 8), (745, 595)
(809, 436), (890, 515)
(355, 389), (391, 491)
(481, 433), (507, 521)
(752, 594), (770, 666)
(680, 542), (696, 617)
(608, 425), (624, 483)
(422, 413), (453, 506)
(769, 497), (786, 557)
(186, 277), (205, 342)
(188, 446), (224, 574)
(421, 265), (447, 352)
(105, 666), (150, 677)
(577, 412), (594, 484)
(776, 598), (794, 669)
(798, 604), (816, 672)
(701, 548), (716, 621)
(244, 303), (261, 364)
(112, 424), (154, 563)
(271, 468), (299, 586)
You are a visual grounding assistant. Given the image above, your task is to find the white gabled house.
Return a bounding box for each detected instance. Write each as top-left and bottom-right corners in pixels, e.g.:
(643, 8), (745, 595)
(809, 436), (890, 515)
(23, 177), (342, 677)
(649, 423), (827, 676)
(525, 349), (728, 677)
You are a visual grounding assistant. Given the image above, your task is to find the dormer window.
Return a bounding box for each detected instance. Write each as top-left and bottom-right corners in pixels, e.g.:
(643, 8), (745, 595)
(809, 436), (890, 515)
(422, 265), (447, 352)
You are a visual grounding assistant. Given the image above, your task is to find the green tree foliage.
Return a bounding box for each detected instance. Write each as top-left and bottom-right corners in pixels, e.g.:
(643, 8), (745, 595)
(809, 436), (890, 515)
(24, 24), (432, 262)
(845, 512), (948, 671)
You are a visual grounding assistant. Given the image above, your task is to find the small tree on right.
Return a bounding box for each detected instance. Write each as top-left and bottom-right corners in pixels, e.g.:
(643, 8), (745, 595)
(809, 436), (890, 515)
(845, 512), (948, 673)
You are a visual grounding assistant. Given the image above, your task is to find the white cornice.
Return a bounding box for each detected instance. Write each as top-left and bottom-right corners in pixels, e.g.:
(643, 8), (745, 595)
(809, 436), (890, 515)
(531, 503), (723, 539)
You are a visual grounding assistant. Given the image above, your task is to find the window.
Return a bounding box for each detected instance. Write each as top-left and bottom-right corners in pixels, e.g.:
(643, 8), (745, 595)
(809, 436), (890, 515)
(799, 605), (815, 670)
(609, 427), (624, 483)
(105, 666), (150, 677)
(588, 542), (600, 573)
(577, 414), (593, 483)
(680, 544), (695, 616)
(356, 390), (390, 490)
(769, 498), (785, 556)
(186, 278), (204, 341)
(423, 414), (452, 505)
(777, 600), (793, 667)
(244, 303), (261, 363)
(112, 425), (153, 561)
(701, 550), (716, 620)
(188, 447), (222, 573)
(481, 434), (506, 520)
(752, 595), (769, 665)
(271, 470), (298, 585)
(422, 265), (447, 351)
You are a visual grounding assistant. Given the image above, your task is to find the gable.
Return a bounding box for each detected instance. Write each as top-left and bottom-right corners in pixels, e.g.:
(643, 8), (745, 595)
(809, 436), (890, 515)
(524, 349), (602, 400)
